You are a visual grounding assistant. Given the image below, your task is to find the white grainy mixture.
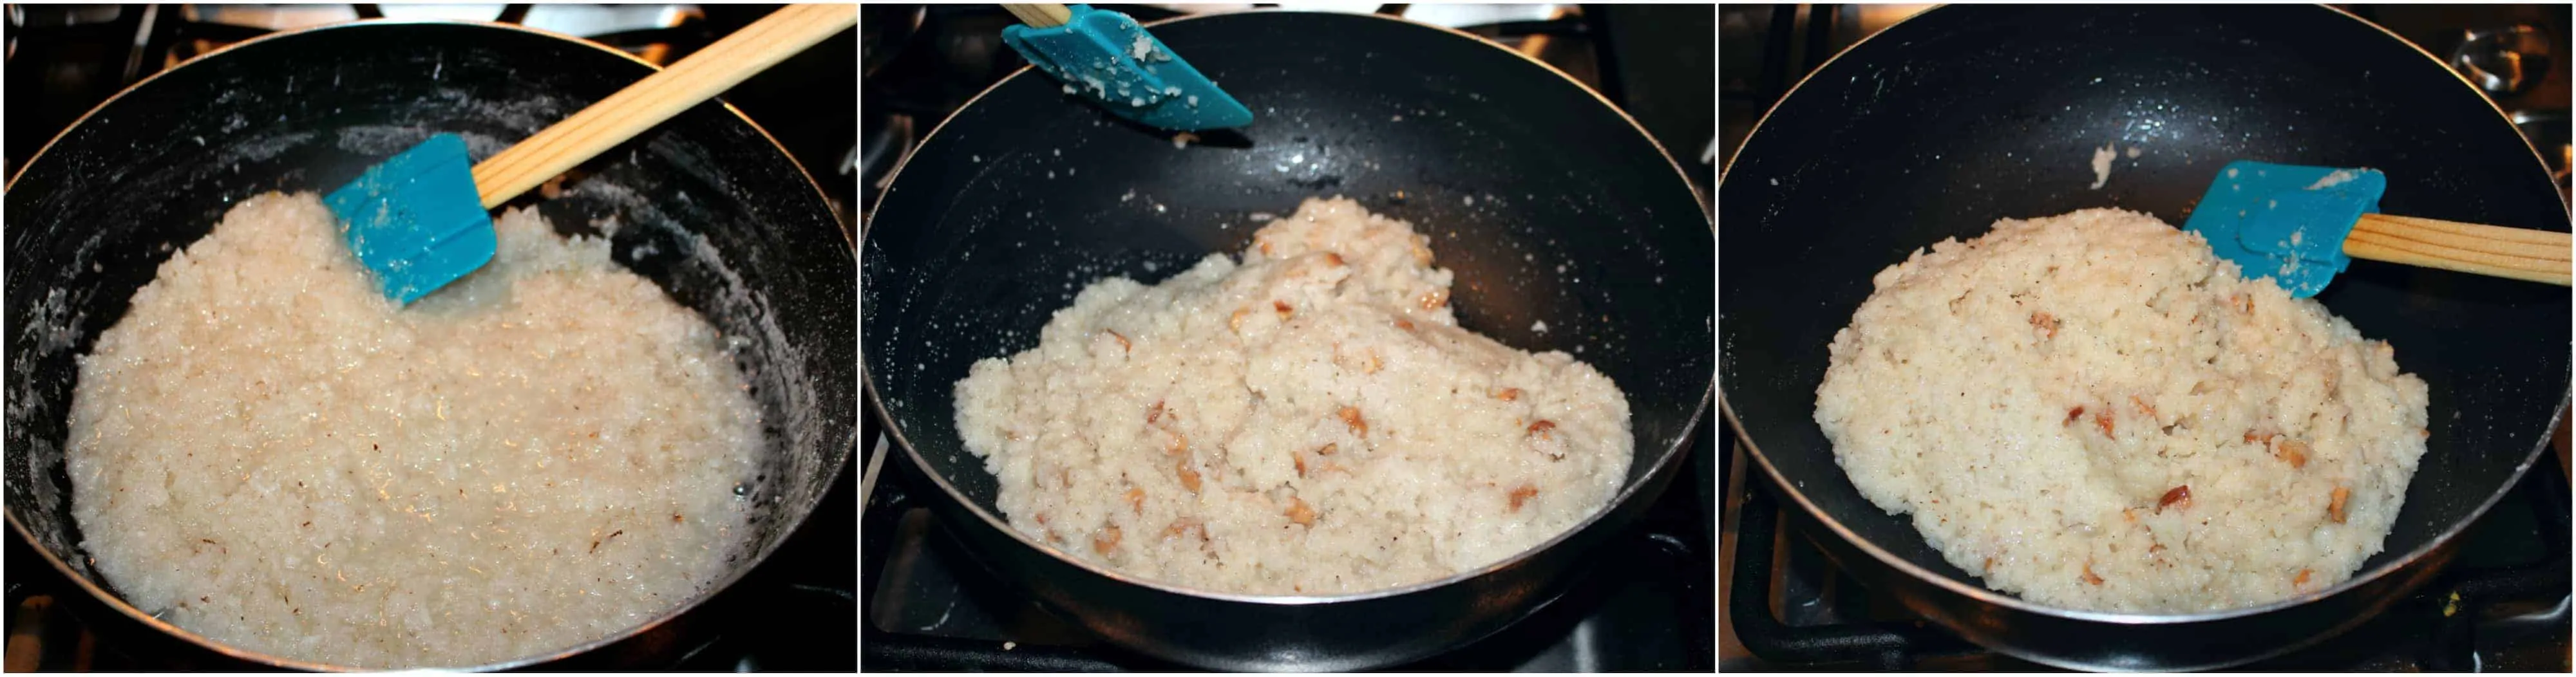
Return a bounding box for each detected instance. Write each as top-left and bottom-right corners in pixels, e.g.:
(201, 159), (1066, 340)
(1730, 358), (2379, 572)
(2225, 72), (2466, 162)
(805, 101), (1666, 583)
(1814, 208), (2430, 614)
(954, 196), (1633, 596)
(67, 192), (761, 667)
(2089, 142), (2117, 189)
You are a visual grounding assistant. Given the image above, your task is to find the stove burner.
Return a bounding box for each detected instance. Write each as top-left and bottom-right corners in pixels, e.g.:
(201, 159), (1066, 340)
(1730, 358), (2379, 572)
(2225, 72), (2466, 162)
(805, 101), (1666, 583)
(2453, 24), (2555, 98)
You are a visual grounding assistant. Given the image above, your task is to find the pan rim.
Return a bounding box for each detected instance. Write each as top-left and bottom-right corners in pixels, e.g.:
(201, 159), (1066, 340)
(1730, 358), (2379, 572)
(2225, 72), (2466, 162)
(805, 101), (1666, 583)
(858, 6), (1714, 607)
(2, 15), (854, 672)
(1718, 1), (2569, 633)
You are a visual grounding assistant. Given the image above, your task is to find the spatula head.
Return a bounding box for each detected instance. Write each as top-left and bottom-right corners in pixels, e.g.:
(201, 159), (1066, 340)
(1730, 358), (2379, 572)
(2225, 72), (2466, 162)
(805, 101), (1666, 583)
(1001, 4), (1254, 131)
(2182, 160), (2387, 298)
(323, 132), (495, 305)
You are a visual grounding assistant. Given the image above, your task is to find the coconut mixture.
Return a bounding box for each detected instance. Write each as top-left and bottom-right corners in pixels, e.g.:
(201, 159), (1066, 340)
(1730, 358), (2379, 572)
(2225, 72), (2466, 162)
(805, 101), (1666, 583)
(66, 192), (761, 667)
(1814, 207), (2430, 613)
(953, 196), (1633, 596)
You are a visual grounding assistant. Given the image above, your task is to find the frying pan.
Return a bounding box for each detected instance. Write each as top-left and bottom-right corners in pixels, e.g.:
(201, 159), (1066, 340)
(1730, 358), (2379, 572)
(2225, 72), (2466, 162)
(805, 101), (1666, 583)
(862, 10), (1712, 671)
(1720, 5), (2569, 671)
(3, 21), (855, 669)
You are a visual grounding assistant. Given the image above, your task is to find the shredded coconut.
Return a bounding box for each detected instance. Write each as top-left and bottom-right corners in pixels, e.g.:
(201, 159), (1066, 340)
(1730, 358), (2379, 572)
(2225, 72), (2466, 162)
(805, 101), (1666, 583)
(68, 192), (760, 667)
(2307, 169), (2363, 190)
(2088, 143), (2117, 189)
(954, 197), (1633, 595)
(1816, 208), (2429, 613)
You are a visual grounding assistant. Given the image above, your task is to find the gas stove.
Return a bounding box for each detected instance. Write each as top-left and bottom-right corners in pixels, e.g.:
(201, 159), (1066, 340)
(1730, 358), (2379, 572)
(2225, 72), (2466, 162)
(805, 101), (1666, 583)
(857, 4), (1713, 671)
(1719, 6), (2572, 670)
(0, 4), (855, 671)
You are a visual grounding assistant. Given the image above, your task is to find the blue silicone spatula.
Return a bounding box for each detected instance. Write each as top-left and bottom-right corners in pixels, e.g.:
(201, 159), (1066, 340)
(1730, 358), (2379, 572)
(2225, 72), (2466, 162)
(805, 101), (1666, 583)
(325, 4), (857, 304)
(2182, 160), (2570, 297)
(999, 4), (1253, 131)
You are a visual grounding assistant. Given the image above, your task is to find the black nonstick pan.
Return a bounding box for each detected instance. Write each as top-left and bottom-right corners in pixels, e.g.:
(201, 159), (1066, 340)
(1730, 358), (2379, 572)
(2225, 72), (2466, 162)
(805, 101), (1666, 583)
(862, 9), (1712, 671)
(1720, 4), (2568, 671)
(3, 21), (855, 670)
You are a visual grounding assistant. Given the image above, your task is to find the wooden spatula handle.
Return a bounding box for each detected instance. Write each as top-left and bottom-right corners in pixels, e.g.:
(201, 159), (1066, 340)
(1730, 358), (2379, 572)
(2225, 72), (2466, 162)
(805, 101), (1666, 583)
(469, 4), (857, 208)
(1001, 4), (1074, 28)
(2342, 213), (2572, 286)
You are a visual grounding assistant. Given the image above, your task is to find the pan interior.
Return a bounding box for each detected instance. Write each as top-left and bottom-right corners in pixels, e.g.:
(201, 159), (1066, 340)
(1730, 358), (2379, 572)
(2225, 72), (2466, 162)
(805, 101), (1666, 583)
(864, 11), (1712, 586)
(1721, 4), (2568, 613)
(3, 21), (854, 666)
